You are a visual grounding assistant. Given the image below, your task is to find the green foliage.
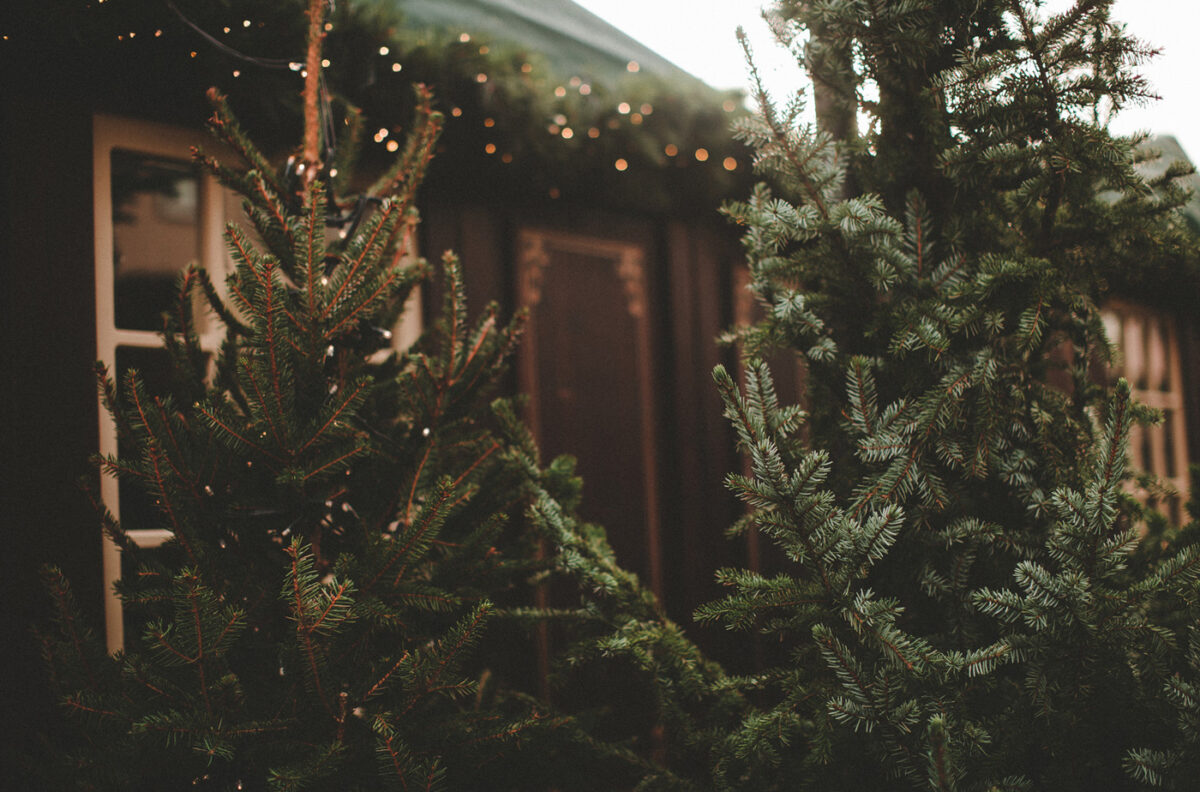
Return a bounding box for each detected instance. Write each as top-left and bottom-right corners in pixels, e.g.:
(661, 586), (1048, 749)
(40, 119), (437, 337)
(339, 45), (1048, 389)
(707, 1), (1200, 789)
(38, 73), (739, 790)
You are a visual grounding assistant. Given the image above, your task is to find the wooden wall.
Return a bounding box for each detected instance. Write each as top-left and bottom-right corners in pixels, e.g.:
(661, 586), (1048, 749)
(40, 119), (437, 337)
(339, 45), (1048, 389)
(1, 96), (105, 770)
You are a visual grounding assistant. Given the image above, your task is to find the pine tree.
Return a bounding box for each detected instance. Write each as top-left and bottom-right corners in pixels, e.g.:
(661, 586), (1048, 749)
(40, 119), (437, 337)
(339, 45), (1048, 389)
(701, 1), (1200, 789)
(35, 6), (744, 788)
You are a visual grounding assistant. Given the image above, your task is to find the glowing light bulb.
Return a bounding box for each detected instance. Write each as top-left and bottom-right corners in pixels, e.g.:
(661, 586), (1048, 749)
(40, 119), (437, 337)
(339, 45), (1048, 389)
(614, 158), (628, 171)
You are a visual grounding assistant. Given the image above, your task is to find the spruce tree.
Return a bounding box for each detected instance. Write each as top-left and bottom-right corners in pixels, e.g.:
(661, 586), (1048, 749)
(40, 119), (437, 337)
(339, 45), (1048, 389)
(701, 1), (1200, 789)
(35, 6), (744, 788)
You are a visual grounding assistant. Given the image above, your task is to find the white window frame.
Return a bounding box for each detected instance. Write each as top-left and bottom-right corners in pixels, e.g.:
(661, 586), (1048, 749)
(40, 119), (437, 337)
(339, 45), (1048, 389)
(93, 114), (232, 652)
(93, 115), (424, 652)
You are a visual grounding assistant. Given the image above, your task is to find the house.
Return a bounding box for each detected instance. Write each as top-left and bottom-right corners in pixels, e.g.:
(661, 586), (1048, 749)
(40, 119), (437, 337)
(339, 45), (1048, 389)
(1, 0), (754, 759)
(3, 0), (1198, 773)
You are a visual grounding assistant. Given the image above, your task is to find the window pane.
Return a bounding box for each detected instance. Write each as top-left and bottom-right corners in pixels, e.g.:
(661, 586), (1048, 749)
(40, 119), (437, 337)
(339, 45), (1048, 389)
(111, 150), (200, 331)
(114, 346), (175, 533)
(113, 345), (208, 533)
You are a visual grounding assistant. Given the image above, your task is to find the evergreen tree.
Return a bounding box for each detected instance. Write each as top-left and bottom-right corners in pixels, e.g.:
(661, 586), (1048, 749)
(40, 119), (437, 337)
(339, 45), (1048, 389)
(701, 1), (1200, 789)
(36, 7), (743, 788)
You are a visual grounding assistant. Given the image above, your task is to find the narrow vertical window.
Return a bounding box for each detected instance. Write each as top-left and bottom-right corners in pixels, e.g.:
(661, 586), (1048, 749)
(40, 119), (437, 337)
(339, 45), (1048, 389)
(1102, 301), (1190, 524)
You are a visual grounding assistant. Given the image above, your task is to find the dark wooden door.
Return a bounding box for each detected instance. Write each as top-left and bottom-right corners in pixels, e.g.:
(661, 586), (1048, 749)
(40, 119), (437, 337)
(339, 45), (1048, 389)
(516, 228), (663, 597)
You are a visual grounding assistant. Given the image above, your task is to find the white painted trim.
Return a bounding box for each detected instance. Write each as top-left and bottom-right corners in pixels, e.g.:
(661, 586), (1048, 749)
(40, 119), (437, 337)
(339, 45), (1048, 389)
(93, 115), (229, 652)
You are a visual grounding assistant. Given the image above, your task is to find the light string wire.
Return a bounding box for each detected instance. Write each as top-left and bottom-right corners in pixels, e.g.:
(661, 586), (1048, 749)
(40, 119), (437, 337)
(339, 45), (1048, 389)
(163, 0), (356, 220)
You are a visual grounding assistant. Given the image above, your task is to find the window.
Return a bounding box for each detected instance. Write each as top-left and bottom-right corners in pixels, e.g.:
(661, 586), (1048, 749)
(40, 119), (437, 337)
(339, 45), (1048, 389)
(93, 116), (423, 652)
(1102, 301), (1191, 524)
(93, 115), (235, 652)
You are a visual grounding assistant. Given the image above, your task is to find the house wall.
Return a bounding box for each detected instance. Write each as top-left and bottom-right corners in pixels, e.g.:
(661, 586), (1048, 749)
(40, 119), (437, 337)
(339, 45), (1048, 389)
(1, 96), (104, 760)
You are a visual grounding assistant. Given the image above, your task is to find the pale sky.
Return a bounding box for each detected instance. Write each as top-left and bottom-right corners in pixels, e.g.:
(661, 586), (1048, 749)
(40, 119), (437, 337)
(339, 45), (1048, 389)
(574, 0), (1200, 161)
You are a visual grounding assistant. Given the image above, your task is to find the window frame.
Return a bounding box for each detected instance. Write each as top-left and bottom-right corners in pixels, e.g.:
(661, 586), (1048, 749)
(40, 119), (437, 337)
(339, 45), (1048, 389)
(93, 114), (232, 652)
(1101, 299), (1191, 524)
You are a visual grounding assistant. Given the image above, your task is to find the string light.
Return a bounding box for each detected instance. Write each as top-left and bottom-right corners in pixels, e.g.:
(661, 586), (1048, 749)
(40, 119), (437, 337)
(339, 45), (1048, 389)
(664, 144), (678, 157)
(694, 148), (709, 162)
(459, 32), (471, 42)
(242, 19), (250, 28)
(723, 157), (738, 171)
(614, 158), (629, 171)
(520, 63), (532, 74)
(154, 29), (162, 37)
(554, 86), (566, 97)
(483, 117), (495, 127)
(553, 114), (567, 125)
(617, 102), (630, 114)
(321, 58), (330, 68)
(484, 143), (497, 154)
(232, 69), (240, 77)
(378, 45), (389, 55)
(561, 127), (574, 139)
(587, 127), (600, 138)
(451, 107), (463, 117)
(478, 45), (489, 54)
(640, 103), (653, 115)
(579, 84), (592, 95)
(569, 76), (582, 87)
(723, 99), (737, 112)
(630, 113), (643, 125)
(626, 60), (639, 72)
(386, 140), (399, 152)
(391, 62), (402, 72)
(222, 26), (230, 34)
(475, 72), (487, 83)
(501, 152), (513, 163)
